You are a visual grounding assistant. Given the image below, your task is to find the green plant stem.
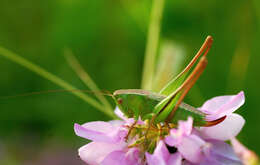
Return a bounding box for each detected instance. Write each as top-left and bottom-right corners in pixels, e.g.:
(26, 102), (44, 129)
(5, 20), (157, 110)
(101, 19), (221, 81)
(0, 46), (117, 119)
(141, 0), (165, 90)
(64, 49), (113, 112)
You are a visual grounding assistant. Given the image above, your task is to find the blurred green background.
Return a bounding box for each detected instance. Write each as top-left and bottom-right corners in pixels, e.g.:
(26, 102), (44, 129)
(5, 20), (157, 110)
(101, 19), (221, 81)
(0, 0), (259, 164)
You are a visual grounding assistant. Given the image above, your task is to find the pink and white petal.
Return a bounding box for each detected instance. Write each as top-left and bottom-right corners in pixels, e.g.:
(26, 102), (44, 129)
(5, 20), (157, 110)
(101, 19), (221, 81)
(178, 135), (206, 163)
(201, 140), (243, 165)
(81, 121), (114, 133)
(108, 120), (125, 127)
(101, 151), (128, 165)
(115, 107), (145, 126)
(182, 160), (195, 165)
(115, 107), (128, 121)
(208, 140), (242, 163)
(165, 129), (179, 146)
(200, 114), (245, 141)
(167, 152), (182, 165)
(107, 120), (129, 142)
(165, 135), (177, 147)
(231, 138), (259, 164)
(199, 91), (245, 121)
(154, 140), (170, 161)
(78, 142), (123, 165)
(75, 121), (127, 142)
(178, 117), (193, 135)
(213, 91), (245, 118)
(146, 153), (167, 165)
(165, 118), (193, 147)
(74, 123), (112, 142)
(146, 141), (170, 165)
(101, 147), (140, 165)
(125, 148), (141, 165)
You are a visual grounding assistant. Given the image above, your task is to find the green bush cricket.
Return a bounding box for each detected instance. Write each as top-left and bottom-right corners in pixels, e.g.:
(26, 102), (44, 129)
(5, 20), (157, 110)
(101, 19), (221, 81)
(112, 36), (225, 127)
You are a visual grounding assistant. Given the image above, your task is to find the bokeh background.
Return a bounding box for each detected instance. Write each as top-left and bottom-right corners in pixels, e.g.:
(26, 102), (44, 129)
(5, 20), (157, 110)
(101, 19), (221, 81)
(0, 0), (259, 164)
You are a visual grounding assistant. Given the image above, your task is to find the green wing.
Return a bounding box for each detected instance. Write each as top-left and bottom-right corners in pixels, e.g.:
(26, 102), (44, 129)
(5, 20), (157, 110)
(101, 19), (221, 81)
(153, 36), (213, 125)
(113, 89), (206, 126)
(113, 89), (163, 120)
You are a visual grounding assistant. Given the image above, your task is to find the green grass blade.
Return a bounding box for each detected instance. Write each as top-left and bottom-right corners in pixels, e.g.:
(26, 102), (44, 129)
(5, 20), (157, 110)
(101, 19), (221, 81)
(64, 48), (113, 112)
(141, 0), (165, 90)
(152, 40), (185, 92)
(0, 46), (117, 119)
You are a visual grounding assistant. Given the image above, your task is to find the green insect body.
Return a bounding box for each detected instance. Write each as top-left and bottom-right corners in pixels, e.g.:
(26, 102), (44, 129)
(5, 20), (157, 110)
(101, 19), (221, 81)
(113, 89), (163, 121)
(113, 89), (206, 126)
(113, 36), (221, 127)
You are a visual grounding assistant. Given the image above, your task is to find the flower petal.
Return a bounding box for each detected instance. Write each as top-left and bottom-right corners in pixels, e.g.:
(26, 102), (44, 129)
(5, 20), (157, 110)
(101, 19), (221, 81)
(165, 131), (178, 147)
(125, 148), (141, 165)
(165, 117), (193, 147)
(182, 160), (195, 165)
(114, 107), (128, 121)
(101, 151), (128, 165)
(81, 121), (114, 132)
(108, 120), (125, 127)
(200, 114), (245, 141)
(210, 140), (242, 163)
(74, 121), (125, 142)
(199, 91), (245, 121)
(231, 138), (259, 165)
(146, 153), (167, 165)
(179, 117), (193, 136)
(202, 140), (243, 165)
(154, 140), (170, 162)
(146, 141), (170, 165)
(114, 107), (144, 125)
(178, 135), (205, 163)
(78, 142), (123, 165)
(102, 148), (140, 165)
(167, 152), (182, 165)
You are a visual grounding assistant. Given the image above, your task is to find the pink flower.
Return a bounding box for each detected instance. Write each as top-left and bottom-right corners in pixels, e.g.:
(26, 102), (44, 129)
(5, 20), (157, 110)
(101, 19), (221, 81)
(74, 91), (247, 165)
(74, 111), (142, 165)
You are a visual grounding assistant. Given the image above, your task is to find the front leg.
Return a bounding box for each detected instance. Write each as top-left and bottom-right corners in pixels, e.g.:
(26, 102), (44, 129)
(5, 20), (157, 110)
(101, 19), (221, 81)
(125, 120), (138, 141)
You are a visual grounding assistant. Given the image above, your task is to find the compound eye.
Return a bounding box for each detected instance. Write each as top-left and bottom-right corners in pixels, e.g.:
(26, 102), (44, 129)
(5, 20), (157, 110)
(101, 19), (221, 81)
(117, 98), (123, 104)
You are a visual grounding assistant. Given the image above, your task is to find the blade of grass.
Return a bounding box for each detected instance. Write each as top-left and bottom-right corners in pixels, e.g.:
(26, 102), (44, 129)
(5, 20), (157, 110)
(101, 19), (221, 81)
(64, 48), (113, 112)
(141, 0), (165, 90)
(152, 40), (185, 92)
(226, 41), (250, 92)
(119, 0), (149, 34)
(0, 46), (117, 119)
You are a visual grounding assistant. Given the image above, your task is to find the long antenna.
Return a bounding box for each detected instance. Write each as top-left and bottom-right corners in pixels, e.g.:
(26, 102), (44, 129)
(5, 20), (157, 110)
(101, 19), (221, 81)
(0, 89), (112, 99)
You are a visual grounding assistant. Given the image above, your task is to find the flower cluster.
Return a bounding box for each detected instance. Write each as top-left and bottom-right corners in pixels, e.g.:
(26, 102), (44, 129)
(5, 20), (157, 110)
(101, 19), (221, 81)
(74, 91), (246, 165)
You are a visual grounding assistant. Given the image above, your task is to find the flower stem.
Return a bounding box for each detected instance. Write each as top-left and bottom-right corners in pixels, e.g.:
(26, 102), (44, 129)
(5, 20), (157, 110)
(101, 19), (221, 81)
(141, 0), (165, 90)
(0, 46), (117, 119)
